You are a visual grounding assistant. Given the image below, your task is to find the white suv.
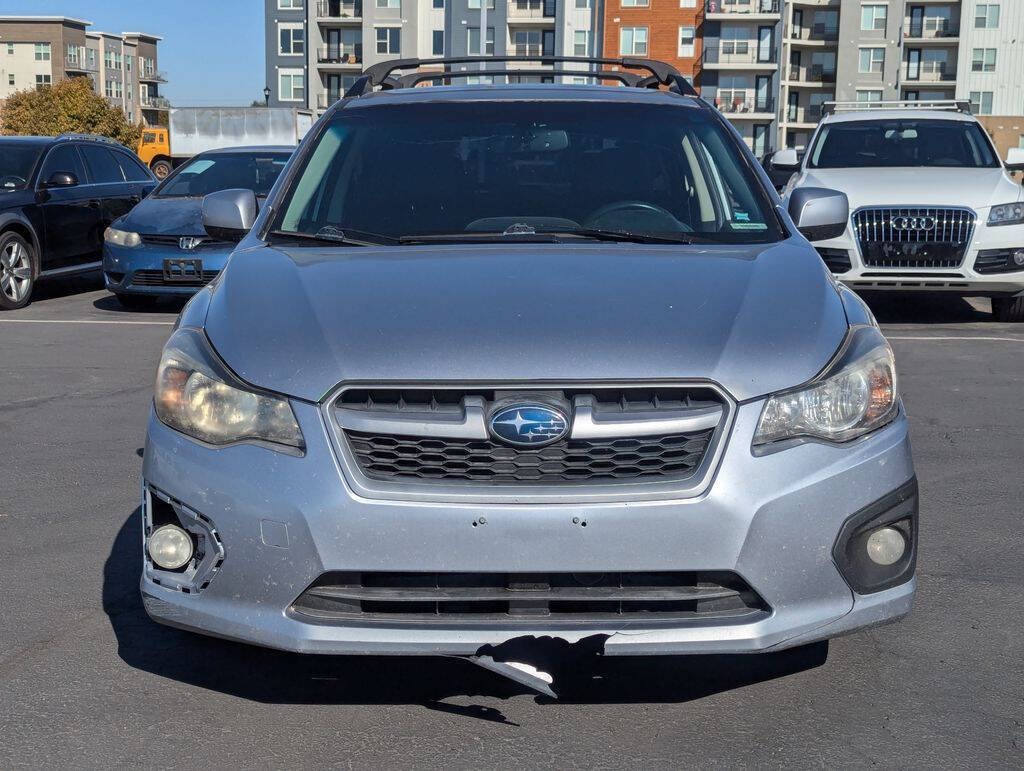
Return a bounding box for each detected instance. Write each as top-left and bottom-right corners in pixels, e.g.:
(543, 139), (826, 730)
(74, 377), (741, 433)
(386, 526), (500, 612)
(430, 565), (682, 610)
(774, 101), (1024, 321)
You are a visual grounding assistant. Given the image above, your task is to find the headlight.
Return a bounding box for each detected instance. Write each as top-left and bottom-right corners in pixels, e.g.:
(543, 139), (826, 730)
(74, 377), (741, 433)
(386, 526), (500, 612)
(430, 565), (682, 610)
(754, 326), (898, 446)
(104, 226), (141, 247)
(987, 202), (1024, 227)
(155, 327), (304, 450)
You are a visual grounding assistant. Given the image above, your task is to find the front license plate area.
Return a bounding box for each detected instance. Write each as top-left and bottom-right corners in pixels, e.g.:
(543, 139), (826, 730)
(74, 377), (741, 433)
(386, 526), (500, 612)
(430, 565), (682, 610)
(163, 258), (203, 283)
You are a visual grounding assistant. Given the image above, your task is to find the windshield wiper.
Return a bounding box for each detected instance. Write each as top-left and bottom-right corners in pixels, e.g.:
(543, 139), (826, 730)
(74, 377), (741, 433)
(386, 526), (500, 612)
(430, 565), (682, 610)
(542, 228), (697, 244)
(399, 232), (564, 244)
(268, 227), (398, 247)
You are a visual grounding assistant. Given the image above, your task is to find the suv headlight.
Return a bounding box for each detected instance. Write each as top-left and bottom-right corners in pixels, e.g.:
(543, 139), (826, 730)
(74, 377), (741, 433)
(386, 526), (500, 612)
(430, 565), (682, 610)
(753, 326), (898, 447)
(155, 327), (304, 451)
(104, 226), (142, 247)
(987, 202), (1024, 227)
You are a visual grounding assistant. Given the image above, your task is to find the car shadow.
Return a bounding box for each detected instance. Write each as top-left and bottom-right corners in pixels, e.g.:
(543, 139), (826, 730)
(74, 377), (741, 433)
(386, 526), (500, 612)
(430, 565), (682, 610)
(29, 270), (104, 301)
(91, 294), (188, 314)
(103, 509), (828, 719)
(858, 291), (990, 325)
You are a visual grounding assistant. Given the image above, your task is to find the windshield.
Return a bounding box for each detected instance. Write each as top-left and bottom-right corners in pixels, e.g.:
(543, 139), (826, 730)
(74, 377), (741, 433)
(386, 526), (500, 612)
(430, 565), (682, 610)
(274, 101), (783, 244)
(808, 119), (1000, 169)
(0, 144), (44, 191)
(156, 151), (291, 198)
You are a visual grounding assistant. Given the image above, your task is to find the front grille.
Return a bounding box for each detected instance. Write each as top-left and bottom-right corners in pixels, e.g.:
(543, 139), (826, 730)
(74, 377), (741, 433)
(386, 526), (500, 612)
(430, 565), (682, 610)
(974, 248), (1024, 275)
(815, 247), (852, 274)
(291, 571), (770, 623)
(140, 234), (224, 249)
(853, 207), (975, 269)
(338, 386), (723, 485)
(129, 269), (220, 287)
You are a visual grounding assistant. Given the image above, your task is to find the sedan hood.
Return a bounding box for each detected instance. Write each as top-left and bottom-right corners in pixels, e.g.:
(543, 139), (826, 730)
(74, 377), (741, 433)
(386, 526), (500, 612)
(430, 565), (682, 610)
(204, 241), (848, 403)
(799, 167), (1021, 210)
(116, 195), (207, 236)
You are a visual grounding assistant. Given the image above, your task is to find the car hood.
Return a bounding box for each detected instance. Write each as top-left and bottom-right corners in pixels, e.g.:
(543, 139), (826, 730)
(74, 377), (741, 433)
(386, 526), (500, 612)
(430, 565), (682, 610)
(115, 195), (207, 236)
(203, 241), (849, 403)
(797, 167), (1021, 210)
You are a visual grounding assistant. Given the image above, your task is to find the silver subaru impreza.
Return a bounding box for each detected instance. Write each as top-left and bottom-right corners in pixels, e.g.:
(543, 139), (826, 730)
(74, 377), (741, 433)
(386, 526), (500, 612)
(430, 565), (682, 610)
(140, 57), (916, 692)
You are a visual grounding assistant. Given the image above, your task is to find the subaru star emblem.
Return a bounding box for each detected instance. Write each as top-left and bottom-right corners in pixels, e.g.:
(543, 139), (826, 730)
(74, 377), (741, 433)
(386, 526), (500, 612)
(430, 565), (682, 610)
(891, 216), (936, 232)
(489, 404), (570, 448)
(179, 237), (203, 251)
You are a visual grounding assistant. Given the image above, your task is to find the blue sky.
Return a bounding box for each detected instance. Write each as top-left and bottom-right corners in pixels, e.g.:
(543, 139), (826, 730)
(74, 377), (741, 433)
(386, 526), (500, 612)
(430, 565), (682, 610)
(0, 0), (264, 106)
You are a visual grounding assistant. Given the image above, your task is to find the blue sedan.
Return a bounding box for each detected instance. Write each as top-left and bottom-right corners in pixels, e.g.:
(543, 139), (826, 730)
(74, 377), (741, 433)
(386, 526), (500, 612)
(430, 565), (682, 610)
(103, 146), (292, 308)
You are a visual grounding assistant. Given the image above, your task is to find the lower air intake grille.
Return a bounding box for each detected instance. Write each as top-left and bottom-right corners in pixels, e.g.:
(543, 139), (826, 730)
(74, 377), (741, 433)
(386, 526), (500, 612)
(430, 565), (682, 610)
(129, 269), (220, 287)
(291, 571), (770, 622)
(974, 249), (1024, 275)
(816, 247), (852, 274)
(853, 207), (974, 269)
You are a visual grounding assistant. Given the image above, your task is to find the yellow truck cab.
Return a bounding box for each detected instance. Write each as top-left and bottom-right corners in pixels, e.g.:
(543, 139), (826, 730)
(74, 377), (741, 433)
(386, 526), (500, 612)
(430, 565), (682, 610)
(137, 128), (172, 179)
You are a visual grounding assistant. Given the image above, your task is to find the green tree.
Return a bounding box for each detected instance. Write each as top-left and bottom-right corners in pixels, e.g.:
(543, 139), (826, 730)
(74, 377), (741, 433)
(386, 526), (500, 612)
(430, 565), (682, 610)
(0, 77), (141, 149)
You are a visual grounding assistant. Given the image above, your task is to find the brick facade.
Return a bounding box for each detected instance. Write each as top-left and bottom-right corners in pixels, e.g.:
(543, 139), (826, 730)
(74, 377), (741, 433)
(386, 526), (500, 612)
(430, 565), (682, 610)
(602, 1), (701, 82)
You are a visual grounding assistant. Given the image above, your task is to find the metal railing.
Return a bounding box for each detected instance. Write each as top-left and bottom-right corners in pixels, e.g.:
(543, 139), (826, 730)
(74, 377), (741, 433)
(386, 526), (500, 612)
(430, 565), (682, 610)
(703, 0), (780, 15)
(904, 64), (955, 82)
(788, 64), (837, 82)
(508, 1), (552, 19)
(715, 96), (775, 114)
(141, 96), (170, 109)
(784, 105), (824, 124)
(904, 21), (959, 39)
(701, 46), (778, 65)
(140, 70), (167, 82)
(317, 46), (362, 64)
(316, 1), (362, 18)
(790, 23), (840, 42)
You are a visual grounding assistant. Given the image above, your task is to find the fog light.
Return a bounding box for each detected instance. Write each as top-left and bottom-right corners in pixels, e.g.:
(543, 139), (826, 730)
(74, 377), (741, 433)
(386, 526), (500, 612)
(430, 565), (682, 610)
(148, 524), (194, 570)
(1013, 250), (1024, 267)
(866, 526), (905, 566)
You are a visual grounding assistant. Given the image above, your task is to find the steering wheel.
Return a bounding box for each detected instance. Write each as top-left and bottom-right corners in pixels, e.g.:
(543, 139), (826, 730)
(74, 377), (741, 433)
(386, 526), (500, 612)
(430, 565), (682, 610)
(584, 200), (680, 229)
(0, 175), (27, 188)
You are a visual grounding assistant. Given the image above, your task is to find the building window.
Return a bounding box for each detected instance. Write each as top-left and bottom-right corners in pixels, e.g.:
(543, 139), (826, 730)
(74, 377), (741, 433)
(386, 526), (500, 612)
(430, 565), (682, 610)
(6, 43), (13, 54)
(279, 23), (305, 55)
(974, 4), (1000, 28)
(858, 47), (884, 73)
(574, 31), (589, 57)
(126, 55), (132, 72)
(678, 26), (695, 57)
(576, 0), (592, 7)
(36, 74), (51, 89)
(511, 29), (539, 56)
(1018, 134), (1024, 149)
(432, 30), (444, 56)
(376, 27), (401, 55)
(969, 90), (993, 115)
(34, 43), (51, 61)
(279, 69), (305, 101)
(105, 79), (114, 97)
(468, 0), (495, 7)
(619, 27), (648, 56)
(278, 0), (304, 7)
(860, 4), (887, 32)
(971, 48), (997, 72)
(376, 0), (400, 6)
(621, 0), (650, 6)
(433, 0), (444, 6)
(7, 74), (13, 86)
(66, 43), (79, 64)
(721, 26), (750, 56)
(857, 90), (882, 103)
(679, 0), (696, 6)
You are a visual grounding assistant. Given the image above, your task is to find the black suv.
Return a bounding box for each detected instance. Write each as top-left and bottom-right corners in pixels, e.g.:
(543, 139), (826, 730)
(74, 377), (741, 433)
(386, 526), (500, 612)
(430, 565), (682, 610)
(0, 134), (157, 310)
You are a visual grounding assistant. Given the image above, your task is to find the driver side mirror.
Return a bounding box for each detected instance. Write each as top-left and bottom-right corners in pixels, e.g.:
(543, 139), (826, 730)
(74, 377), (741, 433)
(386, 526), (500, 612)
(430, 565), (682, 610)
(202, 188), (258, 243)
(788, 187), (849, 242)
(44, 171), (78, 188)
(1005, 147), (1024, 172)
(771, 148), (800, 173)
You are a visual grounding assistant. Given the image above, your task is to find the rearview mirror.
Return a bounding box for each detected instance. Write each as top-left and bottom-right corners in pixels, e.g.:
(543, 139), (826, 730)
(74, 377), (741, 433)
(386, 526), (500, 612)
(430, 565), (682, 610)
(202, 188), (258, 242)
(45, 171), (78, 188)
(788, 187), (849, 242)
(1005, 147), (1024, 172)
(771, 148), (800, 172)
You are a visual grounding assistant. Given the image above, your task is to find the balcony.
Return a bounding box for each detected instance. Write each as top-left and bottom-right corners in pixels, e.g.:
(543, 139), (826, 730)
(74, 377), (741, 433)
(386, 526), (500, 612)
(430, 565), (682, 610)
(789, 23), (839, 43)
(317, 46), (362, 66)
(701, 45), (778, 69)
(903, 21), (959, 41)
(903, 64), (955, 82)
(141, 96), (170, 109)
(508, 1), (555, 22)
(701, 0), (781, 20)
(784, 105), (824, 125)
(140, 70), (167, 83)
(316, 1), (362, 21)
(65, 54), (95, 72)
(786, 64), (837, 84)
(714, 96), (776, 116)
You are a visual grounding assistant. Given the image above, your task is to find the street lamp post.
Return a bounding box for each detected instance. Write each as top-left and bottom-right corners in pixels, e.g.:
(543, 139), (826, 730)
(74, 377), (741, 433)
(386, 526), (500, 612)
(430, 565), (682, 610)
(263, 86), (271, 107)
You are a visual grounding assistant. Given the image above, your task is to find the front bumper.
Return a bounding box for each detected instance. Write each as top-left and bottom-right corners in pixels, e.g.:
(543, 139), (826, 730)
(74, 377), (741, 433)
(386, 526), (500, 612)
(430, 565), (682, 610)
(141, 393), (917, 657)
(813, 218), (1024, 296)
(103, 242), (232, 297)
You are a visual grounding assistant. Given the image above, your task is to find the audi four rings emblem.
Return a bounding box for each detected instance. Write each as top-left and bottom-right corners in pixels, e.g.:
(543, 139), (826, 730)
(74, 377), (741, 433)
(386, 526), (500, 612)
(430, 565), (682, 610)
(890, 216), (936, 231)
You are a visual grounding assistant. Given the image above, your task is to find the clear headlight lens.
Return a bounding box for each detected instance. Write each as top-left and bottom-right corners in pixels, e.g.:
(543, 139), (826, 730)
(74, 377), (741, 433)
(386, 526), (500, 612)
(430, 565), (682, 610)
(987, 202), (1024, 227)
(104, 226), (142, 247)
(754, 326), (898, 446)
(155, 327), (304, 450)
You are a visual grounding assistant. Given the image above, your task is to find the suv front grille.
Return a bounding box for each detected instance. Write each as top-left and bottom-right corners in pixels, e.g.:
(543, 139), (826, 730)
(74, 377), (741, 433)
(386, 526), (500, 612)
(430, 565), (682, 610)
(291, 571), (770, 623)
(336, 387), (725, 486)
(853, 207), (975, 269)
(129, 269), (220, 287)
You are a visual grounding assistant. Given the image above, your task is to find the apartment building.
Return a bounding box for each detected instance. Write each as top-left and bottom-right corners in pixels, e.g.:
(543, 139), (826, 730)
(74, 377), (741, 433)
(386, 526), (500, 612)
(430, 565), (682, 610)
(602, 0), (701, 86)
(697, 0), (783, 156)
(0, 16), (166, 126)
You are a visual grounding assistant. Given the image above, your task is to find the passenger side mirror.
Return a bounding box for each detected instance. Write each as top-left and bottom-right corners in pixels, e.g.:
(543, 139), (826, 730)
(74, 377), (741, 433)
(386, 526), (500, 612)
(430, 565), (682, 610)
(771, 148), (800, 172)
(44, 171), (78, 188)
(788, 187), (849, 242)
(1005, 147), (1024, 172)
(202, 188), (258, 243)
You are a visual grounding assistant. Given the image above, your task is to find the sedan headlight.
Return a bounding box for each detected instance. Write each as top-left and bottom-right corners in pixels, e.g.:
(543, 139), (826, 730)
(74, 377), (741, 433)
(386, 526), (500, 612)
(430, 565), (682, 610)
(155, 327), (304, 450)
(754, 326), (898, 446)
(987, 202), (1024, 227)
(104, 226), (141, 247)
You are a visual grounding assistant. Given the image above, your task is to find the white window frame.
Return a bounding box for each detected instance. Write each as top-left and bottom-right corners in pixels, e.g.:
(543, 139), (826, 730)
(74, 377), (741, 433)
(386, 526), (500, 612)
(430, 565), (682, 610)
(678, 25), (695, 58)
(376, 27), (401, 55)
(278, 0), (304, 8)
(574, 30), (589, 57)
(376, 0), (401, 7)
(34, 43), (51, 61)
(680, 0), (697, 7)
(856, 89), (883, 103)
(969, 90), (993, 115)
(468, 0), (495, 8)
(278, 68), (305, 102)
(858, 47), (885, 73)
(278, 22), (305, 56)
(619, 27), (648, 56)
(860, 4), (887, 32)
(621, 0), (650, 6)
(36, 73), (51, 89)
(971, 47), (996, 72)
(974, 4), (1000, 29)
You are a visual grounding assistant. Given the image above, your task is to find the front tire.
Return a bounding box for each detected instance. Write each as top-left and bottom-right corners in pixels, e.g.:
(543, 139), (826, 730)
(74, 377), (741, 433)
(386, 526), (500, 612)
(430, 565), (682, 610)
(0, 231), (36, 311)
(151, 160), (173, 180)
(992, 296), (1024, 322)
(115, 292), (159, 310)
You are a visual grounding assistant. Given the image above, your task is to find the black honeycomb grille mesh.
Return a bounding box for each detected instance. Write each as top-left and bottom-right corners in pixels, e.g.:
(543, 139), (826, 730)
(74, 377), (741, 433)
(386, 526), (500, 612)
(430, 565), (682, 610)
(345, 429), (714, 484)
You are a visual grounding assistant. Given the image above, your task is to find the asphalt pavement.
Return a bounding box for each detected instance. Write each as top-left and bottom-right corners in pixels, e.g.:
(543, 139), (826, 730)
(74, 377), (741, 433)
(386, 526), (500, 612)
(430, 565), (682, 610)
(0, 275), (1021, 768)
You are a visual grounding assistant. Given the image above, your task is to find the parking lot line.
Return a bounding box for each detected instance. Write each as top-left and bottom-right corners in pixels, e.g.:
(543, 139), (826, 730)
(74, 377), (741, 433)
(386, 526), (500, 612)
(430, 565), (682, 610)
(886, 335), (1024, 343)
(0, 318), (175, 326)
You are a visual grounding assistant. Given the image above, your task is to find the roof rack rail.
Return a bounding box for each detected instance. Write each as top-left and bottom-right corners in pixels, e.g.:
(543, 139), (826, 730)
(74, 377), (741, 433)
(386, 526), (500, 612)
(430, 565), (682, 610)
(822, 100), (971, 115)
(55, 132), (123, 145)
(344, 55), (697, 98)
